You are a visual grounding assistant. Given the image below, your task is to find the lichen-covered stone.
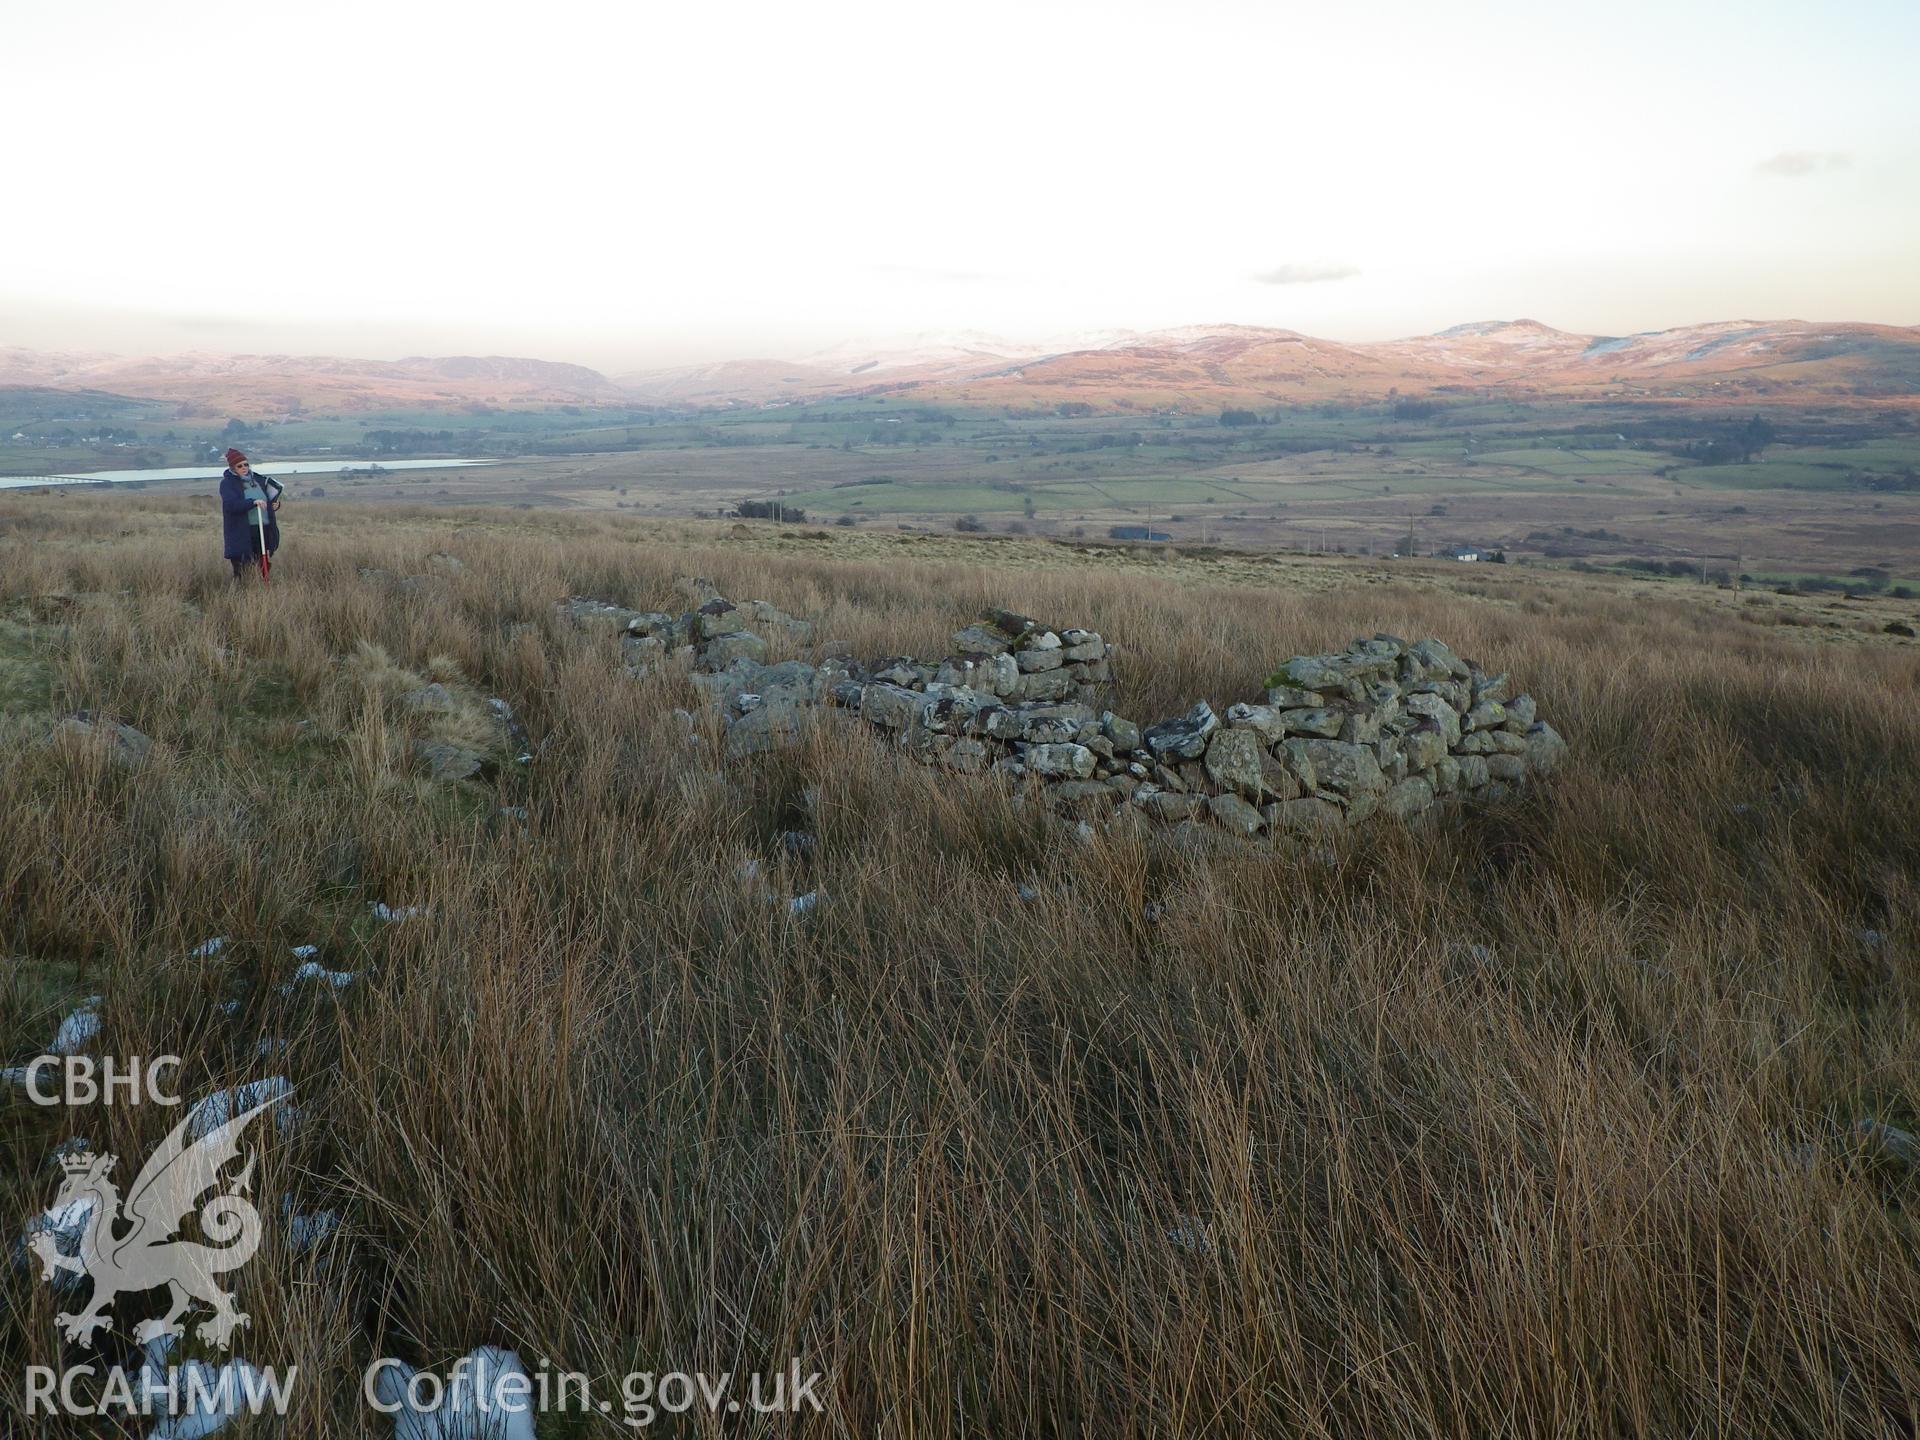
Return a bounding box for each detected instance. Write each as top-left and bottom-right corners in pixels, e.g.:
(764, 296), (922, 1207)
(695, 598), (749, 636)
(1293, 739), (1388, 799)
(1404, 691), (1462, 746)
(942, 738), (990, 773)
(950, 625), (1010, 655)
(1144, 702), (1218, 760)
(1279, 708), (1345, 738)
(1027, 743), (1096, 779)
(1486, 753), (1528, 783)
(1023, 670), (1079, 703)
(696, 632), (770, 670)
(987, 609), (1040, 640)
(626, 611), (677, 638)
(622, 634), (667, 672)
(1406, 638), (1469, 680)
(859, 682), (923, 730)
(1016, 645), (1065, 673)
(1340, 711), (1382, 745)
(1051, 779), (1117, 813)
(1258, 749), (1303, 802)
(1265, 684), (1325, 709)
(1463, 699), (1506, 732)
(922, 686), (994, 734)
(1202, 727), (1266, 801)
(1207, 793), (1264, 836)
(1139, 790), (1205, 822)
(1471, 671), (1512, 705)
(1380, 776), (1436, 820)
(1225, 702), (1287, 743)
(725, 702), (810, 758)
(1524, 721), (1569, 774)
(1409, 678), (1472, 712)
(1403, 725), (1448, 770)
(1276, 740), (1319, 793)
(1266, 797), (1344, 833)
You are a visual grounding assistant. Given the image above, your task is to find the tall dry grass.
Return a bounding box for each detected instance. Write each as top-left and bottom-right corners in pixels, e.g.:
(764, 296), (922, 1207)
(2, 493), (1918, 1435)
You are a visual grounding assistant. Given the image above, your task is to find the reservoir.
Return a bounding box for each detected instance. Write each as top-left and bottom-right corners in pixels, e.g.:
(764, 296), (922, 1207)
(0, 457), (494, 490)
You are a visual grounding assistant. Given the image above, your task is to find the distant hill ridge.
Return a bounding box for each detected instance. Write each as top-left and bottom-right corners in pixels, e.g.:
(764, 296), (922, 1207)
(4, 318), (1916, 415)
(0, 348), (627, 414)
(624, 318), (1919, 409)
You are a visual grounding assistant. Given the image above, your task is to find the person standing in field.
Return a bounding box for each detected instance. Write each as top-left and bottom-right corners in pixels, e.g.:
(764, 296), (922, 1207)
(219, 448), (282, 581)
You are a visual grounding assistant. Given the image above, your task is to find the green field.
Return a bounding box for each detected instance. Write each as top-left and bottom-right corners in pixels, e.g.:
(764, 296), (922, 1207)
(1474, 447), (1672, 474)
(1667, 461), (1860, 490)
(9, 388), (1920, 579)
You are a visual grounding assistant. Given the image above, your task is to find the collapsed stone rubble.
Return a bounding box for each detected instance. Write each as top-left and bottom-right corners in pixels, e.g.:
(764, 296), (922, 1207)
(563, 585), (1568, 836)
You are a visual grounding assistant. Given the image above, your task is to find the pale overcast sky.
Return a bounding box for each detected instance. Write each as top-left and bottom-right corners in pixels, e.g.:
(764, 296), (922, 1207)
(4, 0), (1915, 368)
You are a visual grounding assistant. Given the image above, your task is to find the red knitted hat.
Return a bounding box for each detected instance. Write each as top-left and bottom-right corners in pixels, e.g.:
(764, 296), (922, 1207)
(225, 448), (249, 467)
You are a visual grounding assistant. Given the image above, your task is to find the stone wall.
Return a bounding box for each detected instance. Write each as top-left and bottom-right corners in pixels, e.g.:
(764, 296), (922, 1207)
(562, 586), (1568, 836)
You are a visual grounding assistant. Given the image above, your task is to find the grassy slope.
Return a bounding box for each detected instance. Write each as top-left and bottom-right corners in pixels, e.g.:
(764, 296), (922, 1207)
(2, 496), (1919, 1435)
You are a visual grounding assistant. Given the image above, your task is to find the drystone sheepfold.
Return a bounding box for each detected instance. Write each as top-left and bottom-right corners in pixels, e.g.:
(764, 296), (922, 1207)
(566, 583), (1568, 838)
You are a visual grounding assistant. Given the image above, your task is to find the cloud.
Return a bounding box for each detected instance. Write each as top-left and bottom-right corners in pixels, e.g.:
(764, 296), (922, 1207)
(1251, 262), (1360, 286)
(1755, 150), (1851, 178)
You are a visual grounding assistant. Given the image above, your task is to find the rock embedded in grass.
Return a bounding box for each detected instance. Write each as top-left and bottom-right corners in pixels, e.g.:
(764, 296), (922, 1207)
(48, 711), (153, 765)
(372, 1347), (537, 1440)
(184, 1076), (297, 1140)
(16, 1193), (97, 1292)
(51, 997), (103, 1055)
(1854, 1118), (1920, 1173)
(415, 738), (487, 782)
(277, 961), (358, 995)
(725, 701), (811, 759)
(1524, 721), (1569, 773)
(401, 681), (456, 713)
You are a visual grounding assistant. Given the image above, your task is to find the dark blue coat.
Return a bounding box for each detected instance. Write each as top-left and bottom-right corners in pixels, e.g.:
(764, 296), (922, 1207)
(219, 469), (283, 561)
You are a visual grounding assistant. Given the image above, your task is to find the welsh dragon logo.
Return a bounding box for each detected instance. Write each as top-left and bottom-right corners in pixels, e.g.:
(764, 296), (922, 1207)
(28, 1092), (285, 1350)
